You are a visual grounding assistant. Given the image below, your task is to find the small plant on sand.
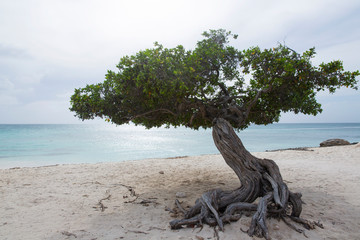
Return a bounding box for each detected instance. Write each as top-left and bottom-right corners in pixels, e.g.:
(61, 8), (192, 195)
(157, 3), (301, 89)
(70, 29), (359, 239)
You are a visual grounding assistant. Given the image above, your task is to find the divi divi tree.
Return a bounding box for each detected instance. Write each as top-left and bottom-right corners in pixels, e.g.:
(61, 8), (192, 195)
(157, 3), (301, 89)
(70, 29), (359, 239)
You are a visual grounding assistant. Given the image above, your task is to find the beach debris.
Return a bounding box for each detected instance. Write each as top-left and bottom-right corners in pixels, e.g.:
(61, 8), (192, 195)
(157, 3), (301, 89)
(136, 199), (159, 206)
(175, 199), (187, 215)
(176, 192), (187, 198)
(112, 183), (139, 203)
(165, 206), (176, 213)
(147, 226), (167, 231)
(95, 192), (111, 212)
(61, 231), (77, 238)
(320, 139), (351, 147)
(266, 147), (313, 152)
(159, 171), (164, 174)
(9, 167), (21, 170)
(113, 183), (159, 206)
(126, 230), (149, 234)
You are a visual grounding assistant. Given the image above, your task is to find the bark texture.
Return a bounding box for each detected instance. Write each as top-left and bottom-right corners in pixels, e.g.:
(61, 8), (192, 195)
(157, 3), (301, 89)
(170, 118), (321, 239)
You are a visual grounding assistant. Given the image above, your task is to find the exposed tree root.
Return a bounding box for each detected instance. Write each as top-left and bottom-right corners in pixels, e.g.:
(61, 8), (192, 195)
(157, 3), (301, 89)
(169, 118), (322, 239)
(170, 186), (321, 239)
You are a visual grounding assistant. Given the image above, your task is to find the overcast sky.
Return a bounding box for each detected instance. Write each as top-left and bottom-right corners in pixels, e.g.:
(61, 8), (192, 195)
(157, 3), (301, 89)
(0, 0), (359, 124)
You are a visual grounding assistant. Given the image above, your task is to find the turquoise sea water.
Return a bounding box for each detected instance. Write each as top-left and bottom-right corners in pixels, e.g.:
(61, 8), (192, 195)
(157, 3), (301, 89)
(0, 123), (359, 168)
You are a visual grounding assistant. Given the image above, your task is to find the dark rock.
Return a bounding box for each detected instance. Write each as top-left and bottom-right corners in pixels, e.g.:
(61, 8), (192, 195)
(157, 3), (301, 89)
(320, 139), (351, 147)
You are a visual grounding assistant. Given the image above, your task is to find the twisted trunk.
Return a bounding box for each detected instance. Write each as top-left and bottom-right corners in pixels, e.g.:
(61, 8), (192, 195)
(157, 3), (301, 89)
(212, 118), (292, 210)
(170, 118), (320, 239)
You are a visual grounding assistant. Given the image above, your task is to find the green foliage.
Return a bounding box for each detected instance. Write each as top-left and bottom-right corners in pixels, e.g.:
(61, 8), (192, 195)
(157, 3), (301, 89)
(70, 29), (359, 130)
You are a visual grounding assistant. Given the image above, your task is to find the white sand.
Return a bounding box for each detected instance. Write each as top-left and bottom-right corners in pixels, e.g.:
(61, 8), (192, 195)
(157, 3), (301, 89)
(1, 144), (360, 240)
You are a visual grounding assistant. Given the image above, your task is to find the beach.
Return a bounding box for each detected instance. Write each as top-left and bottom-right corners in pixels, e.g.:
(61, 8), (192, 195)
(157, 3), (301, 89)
(1, 144), (360, 240)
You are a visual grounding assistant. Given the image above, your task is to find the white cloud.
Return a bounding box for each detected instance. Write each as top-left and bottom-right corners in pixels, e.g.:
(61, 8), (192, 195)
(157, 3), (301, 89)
(0, 78), (18, 106)
(0, 78), (15, 91)
(314, 38), (360, 71)
(0, 0), (238, 67)
(0, 99), (80, 124)
(0, 0), (359, 123)
(0, 95), (18, 106)
(280, 92), (360, 123)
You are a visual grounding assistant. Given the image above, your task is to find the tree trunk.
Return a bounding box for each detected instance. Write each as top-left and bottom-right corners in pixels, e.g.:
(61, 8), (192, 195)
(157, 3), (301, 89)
(170, 118), (321, 239)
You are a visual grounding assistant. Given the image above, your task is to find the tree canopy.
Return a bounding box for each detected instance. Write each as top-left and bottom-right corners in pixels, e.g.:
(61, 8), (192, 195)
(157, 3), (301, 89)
(70, 29), (359, 130)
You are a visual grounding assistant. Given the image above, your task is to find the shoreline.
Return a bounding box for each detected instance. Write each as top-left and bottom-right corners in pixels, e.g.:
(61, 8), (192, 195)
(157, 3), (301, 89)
(1, 144), (360, 239)
(0, 144), (342, 170)
(2, 122), (360, 170)
(2, 143), (356, 170)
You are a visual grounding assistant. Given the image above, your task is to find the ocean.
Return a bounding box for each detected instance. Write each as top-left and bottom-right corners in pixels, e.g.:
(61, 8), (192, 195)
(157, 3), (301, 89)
(0, 123), (359, 168)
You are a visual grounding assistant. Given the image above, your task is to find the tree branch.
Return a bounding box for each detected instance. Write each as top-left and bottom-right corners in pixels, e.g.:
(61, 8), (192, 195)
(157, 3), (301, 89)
(242, 85), (272, 123)
(218, 81), (229, 96)
(126, 108), (177, 122)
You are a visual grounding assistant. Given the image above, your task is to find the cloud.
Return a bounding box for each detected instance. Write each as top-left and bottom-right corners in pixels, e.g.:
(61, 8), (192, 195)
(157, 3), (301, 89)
(313, 38), (360, 71)
(281, 92), (360, 123)
(0, 44), (30, 59)
(0, 78), (18, 106)
(0, 95), (18, 106)
(0, 0), (359, 123)
(0, 93), (85, 123)
(0, 78), (33, 108)
(0, 77), (15, 91)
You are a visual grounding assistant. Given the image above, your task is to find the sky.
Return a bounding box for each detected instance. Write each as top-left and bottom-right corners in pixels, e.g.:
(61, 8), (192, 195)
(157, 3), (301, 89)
(0, 0), (359, 124)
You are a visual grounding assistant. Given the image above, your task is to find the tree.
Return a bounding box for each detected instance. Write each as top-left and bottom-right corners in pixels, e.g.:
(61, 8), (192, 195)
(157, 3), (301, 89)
(70, 29), (359, 239)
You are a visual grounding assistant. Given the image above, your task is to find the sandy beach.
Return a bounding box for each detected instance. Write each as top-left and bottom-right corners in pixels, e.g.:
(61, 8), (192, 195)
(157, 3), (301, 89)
(1, 144), (360, 240)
